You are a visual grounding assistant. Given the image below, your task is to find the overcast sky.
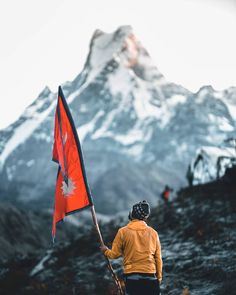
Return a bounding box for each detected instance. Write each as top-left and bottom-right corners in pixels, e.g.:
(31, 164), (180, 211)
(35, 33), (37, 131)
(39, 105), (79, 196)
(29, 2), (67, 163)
(0, 0), (236, 129)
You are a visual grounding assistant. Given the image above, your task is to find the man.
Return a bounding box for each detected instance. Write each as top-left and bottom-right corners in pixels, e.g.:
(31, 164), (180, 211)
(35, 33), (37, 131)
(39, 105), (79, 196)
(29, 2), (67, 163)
(101, 200), (162, 295)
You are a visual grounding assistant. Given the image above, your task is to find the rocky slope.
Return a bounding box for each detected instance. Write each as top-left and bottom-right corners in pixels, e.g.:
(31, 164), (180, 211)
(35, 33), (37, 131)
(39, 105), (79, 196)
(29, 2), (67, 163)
(0, 204), (79, 262)
(0, 26), (236, 213)
(0, 166), (235, 295)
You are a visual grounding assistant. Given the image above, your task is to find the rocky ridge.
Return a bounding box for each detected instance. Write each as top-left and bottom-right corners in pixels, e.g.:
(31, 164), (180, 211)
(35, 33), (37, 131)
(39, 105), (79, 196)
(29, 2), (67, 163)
(0, 167), (235, 295)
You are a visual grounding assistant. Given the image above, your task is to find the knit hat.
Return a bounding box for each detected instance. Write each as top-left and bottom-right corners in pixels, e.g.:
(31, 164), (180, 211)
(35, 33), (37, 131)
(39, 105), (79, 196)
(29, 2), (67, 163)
(130, 200), (150, 220)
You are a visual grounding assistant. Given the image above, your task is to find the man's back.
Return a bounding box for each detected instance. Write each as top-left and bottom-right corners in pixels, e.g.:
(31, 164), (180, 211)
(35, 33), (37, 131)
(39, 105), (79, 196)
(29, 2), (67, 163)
(121, 220), (161, 275)
(102, 200), (162, 295)
(105, 220), (162, 279)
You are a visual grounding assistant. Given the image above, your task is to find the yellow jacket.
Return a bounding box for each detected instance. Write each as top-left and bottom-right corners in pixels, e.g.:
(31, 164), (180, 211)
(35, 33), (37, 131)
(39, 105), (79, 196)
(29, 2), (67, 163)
(104, 220), (162, 280)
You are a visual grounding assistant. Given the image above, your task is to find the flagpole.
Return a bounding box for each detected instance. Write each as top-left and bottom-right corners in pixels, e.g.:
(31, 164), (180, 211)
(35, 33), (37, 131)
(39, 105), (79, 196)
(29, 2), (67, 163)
(53, 86), (122, 293)
(90, 205), (124, 295)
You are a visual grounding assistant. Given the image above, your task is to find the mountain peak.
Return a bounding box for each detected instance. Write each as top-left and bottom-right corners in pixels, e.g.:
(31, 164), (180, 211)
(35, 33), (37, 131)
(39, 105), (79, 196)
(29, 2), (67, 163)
(92, 25), (133, 41)
(197, 85), (215, 95)
(38, 86), (52, 98)
(86, 25), (165, 82)
(87, 25), (133, 70)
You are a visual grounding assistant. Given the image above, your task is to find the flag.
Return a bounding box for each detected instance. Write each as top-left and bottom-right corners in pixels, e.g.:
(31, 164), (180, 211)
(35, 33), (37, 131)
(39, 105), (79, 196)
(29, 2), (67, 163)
(52, 86), (93, 240)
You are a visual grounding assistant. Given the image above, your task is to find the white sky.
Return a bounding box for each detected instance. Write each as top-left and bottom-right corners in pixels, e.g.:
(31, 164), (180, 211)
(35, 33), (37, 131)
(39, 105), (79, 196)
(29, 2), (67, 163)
(0, 0), (236, 129)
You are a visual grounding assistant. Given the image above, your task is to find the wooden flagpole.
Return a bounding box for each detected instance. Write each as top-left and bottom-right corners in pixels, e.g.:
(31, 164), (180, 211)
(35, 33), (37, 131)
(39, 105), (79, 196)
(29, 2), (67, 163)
(55, 86), (123, 293)
(90, 205), (124, 295)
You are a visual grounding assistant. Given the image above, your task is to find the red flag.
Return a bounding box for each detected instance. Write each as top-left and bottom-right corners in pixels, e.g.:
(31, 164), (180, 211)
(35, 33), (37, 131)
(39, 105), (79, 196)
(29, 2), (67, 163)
(52, 86), (93, 240)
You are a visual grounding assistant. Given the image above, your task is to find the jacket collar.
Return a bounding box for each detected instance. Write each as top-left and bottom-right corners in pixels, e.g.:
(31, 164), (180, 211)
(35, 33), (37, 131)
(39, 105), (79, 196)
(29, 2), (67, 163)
(127, 219), (148, 230)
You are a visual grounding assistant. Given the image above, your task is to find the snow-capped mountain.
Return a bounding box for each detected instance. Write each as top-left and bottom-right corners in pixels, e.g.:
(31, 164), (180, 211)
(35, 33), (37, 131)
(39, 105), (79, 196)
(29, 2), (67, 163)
(0, 26), (236, 213)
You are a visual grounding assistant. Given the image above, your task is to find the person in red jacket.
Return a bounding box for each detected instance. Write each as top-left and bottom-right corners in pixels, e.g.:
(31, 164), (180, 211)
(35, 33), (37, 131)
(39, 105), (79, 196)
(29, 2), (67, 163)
(161, 185), (173, 204)
(101, 200), (162, 295)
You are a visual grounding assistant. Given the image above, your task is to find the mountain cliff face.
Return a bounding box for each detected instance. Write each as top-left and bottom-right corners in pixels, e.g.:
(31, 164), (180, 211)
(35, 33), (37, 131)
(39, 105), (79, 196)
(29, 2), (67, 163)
(0, 25), (236, 213)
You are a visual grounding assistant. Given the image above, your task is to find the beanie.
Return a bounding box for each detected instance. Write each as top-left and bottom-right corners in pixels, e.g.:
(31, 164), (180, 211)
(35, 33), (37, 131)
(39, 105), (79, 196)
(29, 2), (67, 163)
(130, 200), (150, 220)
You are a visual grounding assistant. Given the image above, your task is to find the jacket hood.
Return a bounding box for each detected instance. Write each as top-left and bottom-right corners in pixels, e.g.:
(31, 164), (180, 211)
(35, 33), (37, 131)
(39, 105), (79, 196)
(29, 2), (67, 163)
(127, 219), (148, 231)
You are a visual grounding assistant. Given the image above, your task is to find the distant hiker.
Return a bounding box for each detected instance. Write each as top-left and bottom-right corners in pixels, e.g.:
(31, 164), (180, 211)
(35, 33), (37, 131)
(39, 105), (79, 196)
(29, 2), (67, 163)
(101, 200), (162, 295)
(161, 185), (173, 204)
(186, 164), (194, 187)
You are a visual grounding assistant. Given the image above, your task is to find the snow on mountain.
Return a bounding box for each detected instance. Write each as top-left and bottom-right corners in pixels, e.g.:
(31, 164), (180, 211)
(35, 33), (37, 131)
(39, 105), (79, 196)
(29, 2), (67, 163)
(0, 88), (55, 170)
(0, 26), (236, 213)
(77, 110), (104, 144)
(189, 145), (236, 185)
(221, 87), (236, 120)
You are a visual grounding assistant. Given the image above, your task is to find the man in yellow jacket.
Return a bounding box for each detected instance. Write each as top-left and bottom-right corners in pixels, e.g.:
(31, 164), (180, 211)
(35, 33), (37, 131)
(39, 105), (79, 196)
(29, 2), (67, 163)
(101, 200), (162, 295)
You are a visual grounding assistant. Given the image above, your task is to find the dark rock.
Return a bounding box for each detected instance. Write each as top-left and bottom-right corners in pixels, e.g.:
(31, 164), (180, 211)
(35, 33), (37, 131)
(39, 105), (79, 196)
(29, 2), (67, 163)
(0, 175), (235, 294)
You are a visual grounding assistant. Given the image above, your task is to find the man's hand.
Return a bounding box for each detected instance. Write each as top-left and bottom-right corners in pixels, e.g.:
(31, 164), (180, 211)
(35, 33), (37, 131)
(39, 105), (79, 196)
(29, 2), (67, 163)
(156, 275), (162, 284)
(100, 245), (109, 254)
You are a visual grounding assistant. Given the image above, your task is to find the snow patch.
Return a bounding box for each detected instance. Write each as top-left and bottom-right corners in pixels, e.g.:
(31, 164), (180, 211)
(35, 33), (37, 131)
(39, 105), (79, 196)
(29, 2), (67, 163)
(137, 52), (165, 82)
(208, 114), (234, 132)
(0, 93), (56, 170)
(26, 159), (35, 167)
(114, 129), (143, 145)
(108, 66), (132, 97)
(77, 110), (104, 144)
(92, 94), (130, 140)
(6, 166), (16, 181)
(221, 97), (236, 121)
(219, 120), (234, 132)
(132, 79), (181, 128)
(227, 104), (236, 120)
(167, 95), (187, 107)
(80, 104), (88, 113)
(199, 146), (235, 159)
(127, 144), (144, 157)
(30, 250), (52, 277)
(66, 66), (106, 105)
(114, 122), (153, 146)
(33, 132), (51, 143)
(133, 79), (158, 120)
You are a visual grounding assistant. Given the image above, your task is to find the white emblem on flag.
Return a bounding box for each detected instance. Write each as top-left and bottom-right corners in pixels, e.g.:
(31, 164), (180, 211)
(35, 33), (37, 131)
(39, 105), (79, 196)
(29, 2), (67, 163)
(62, 132), (67, 145)
(61, 178), (76, 197)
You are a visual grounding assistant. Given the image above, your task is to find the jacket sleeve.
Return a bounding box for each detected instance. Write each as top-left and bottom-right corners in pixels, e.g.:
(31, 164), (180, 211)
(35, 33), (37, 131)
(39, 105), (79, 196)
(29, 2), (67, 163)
(154, 232), (163, 280)
(104, 229), (123, 259)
